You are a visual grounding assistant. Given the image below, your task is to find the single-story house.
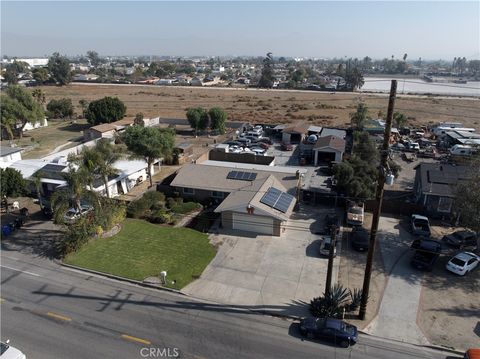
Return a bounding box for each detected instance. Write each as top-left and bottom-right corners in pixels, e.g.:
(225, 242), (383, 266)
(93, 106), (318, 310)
(1, 146), (23, 162)
(413, 163), (473, 216)
(282, 122), (311, 144)
(83, 118), (134, 141)
(170, 164), (299, 236)
(443, 130), (480, 148)
(313, 135), (346, 164)
(73, 74), (99, 82)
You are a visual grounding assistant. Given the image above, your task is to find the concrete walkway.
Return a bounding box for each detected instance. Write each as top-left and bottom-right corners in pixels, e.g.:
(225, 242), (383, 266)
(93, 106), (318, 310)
(182, 205), (341, 318)
(364, 216), (430, 345)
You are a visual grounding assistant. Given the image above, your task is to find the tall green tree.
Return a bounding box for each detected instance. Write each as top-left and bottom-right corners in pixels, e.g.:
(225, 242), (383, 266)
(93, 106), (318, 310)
(32, 67), (49, 84)
(393, 111), (407, 129)
(345, 66), (365, 90)
(78, 99), (89, 118)
(0, 85), (45, 139)
(258, 52), (275, 88)
(94, 139), (122, 198)
(32, 89), (46, 107)
(455, 156), (480, 237)
(134, 112), (144, 126)
(120, 126), (175, 188)
(186, 107), (209, 136)
(0, 168), (27, 199)
(48, 52), (72, 85)
(86, 50), (101, 67)
(50, 164), (96, 223)
(47, 98), (74, 119)
(350, 103), (369, 130)
(3, 66), (19, 84)
(208, 107), (227, 134)
(85, 97), (126, 125)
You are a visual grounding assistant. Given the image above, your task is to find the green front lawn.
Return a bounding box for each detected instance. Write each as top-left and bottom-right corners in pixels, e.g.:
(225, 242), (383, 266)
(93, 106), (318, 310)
(64, 218), (216, 289)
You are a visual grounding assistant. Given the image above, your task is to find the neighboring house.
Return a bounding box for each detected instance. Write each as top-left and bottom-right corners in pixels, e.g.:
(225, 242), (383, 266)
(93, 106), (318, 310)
(83, 123), (117, 141)
(442, 130), (480, 148)
(83, 118), (134, 141)
(282, 122), (311, 143)
(170, 164), (299, 236)
(156, 78), (175, 85)
(190, 77), (204, 86)
(73, 74), (99, 81)
(313, 135), (346, 164)
(0, 146), (23, 162)
(413, 163), (474, 217)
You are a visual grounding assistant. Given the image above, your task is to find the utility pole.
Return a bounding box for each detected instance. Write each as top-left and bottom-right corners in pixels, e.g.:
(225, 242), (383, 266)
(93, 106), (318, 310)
(324, 225), (338, 297)
(358, 80), (397, 320)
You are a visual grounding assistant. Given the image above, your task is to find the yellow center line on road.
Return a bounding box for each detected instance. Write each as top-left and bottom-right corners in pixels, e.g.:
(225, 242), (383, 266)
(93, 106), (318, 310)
(46, 312), (72, 322)
(121, 334), (151, 345)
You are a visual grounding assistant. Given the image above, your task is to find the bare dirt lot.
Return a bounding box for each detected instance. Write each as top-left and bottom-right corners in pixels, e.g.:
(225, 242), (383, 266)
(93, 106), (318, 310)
(418, 224), (480, 351)
(39, 84), (480, 129)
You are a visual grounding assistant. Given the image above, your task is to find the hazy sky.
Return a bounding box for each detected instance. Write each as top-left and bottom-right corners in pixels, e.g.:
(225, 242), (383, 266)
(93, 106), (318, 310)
(1, 1), (479, 60)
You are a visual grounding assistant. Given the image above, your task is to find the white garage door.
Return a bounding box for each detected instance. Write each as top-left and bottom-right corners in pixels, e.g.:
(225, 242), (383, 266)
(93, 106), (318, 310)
(232, 212), (274, 235)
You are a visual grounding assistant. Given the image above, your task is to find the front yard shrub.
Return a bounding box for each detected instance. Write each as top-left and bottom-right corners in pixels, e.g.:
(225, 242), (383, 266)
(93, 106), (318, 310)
(171, 202), (202, 214)
(143, 191), (166, 207)
(149, 210), (172, 224)
(166, 196), (183, 209)
(310, 284), (364, 318)
(127, 199), (150, 218)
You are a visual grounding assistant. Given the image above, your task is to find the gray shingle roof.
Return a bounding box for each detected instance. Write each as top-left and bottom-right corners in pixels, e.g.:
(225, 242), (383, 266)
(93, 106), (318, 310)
(172, 164), (298, 220)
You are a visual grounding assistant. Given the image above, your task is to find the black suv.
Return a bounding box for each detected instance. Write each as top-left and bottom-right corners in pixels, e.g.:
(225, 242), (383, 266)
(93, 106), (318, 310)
(351, 226), (369, 252)
(442, 230), (478, 249)
(410, 239), (442, 271)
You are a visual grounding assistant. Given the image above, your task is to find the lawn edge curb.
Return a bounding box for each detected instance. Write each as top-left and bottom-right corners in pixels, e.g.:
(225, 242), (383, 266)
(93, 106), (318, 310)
(55, 259), (186, 295)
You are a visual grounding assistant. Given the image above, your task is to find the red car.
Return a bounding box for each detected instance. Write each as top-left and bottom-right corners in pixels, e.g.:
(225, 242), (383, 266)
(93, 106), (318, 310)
(258, 138), (273, 145)
(281, 142), (293, 151)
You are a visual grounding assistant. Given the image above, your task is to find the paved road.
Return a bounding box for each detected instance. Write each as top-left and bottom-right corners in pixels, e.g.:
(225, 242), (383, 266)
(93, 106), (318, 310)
(1, 250), (461, 359)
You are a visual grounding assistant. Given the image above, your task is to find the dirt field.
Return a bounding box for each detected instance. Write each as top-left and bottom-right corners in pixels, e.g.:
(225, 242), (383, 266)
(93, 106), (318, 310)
(39, 84), (480, 129)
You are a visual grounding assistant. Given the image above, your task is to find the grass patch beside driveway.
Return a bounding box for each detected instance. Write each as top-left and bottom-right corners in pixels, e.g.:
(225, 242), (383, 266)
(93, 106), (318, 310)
(65, 218), (216, 289)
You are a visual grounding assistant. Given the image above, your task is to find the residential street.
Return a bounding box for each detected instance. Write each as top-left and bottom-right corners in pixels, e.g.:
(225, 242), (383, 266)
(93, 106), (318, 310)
(1, 247), (461, 359)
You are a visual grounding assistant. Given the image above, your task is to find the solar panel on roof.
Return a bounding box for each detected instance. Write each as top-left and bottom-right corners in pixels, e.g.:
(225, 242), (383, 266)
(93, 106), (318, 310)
(274, 192), (295, 213)
(227, 170), (257, 181)
(227, 171), (238, 179)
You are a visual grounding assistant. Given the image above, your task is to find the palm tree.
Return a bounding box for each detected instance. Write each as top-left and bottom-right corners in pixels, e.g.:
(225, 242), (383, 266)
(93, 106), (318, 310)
(51, 165), (97, 224)
(31, 170), (45, 209)
(68, 147), (100, 191)
(95, 139), (122, 198)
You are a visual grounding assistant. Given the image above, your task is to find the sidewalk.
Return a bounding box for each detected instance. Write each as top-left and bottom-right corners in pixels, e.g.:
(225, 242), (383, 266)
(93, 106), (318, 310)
(363, 216), (430, 345)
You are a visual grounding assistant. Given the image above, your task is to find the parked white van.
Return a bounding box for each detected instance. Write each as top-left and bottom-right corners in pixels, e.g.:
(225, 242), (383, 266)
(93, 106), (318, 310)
(450, 144), (474, 156)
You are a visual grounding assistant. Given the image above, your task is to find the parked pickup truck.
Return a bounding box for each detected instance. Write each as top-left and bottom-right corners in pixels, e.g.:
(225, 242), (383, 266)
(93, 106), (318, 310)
(346, 202), (364, 226)
(411, 214), (431, 237)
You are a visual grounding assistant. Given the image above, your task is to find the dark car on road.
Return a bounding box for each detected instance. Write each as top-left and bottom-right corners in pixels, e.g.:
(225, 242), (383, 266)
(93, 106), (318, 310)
(351, 226), (370, 252)
(299, 317), (358, 348)
(442, 230), (478, 249)
(410, 238), (442, 271)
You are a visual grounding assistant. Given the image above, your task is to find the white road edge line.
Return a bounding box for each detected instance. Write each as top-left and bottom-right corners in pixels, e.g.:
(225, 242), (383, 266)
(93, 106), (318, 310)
(0, 265), (40, 277)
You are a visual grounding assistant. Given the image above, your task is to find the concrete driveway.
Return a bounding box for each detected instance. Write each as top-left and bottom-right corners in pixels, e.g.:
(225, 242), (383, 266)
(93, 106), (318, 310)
(182, 205), (340, 317)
